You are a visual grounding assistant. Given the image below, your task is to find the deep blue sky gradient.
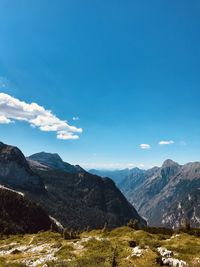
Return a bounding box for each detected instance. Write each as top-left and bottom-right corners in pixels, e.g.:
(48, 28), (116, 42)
(0, 0), (200, 168)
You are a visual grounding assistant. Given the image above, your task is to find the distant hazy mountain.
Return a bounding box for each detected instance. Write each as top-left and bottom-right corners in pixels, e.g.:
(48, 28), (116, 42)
(0, 142), (146, 232)
(99, 159), (200, 229)
(89, 168), (145, 185)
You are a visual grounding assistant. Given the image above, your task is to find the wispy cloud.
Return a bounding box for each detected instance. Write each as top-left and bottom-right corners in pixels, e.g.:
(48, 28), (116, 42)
(140, 143), (151, 150)
(72, 116), (79, 121)
(158, 140), (174, 145)
(0, 93), (82, 140)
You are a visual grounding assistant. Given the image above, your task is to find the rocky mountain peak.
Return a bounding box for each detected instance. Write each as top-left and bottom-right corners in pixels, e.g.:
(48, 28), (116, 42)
(0, 142), (45, 192)
(29, 152), (63, 165)
(161, 159), (181, 181)
(0, 142), (29, 169)
(162, 159), (179, 168)
(28, 152), (83, 174)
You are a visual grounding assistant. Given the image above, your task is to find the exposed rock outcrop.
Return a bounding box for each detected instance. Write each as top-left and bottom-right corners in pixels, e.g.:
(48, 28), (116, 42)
(0, 142), (45, 193)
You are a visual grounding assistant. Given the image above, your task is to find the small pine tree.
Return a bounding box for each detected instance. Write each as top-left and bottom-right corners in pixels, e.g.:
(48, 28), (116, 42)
(63, 228), (80, 240)
(127, 219), (139, 230)
(62, 228), (71, 239)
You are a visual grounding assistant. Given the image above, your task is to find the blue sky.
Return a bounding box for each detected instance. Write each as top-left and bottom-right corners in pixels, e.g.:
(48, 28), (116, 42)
(0, 0), (200, 169)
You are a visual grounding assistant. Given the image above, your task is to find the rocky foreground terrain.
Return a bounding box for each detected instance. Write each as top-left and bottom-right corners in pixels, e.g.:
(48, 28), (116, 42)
(0, 227), (200, 267)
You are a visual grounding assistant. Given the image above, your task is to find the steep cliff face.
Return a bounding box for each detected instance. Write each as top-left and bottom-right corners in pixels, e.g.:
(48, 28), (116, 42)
(0, 142), (45, 193)
(0, 142), (146, 231)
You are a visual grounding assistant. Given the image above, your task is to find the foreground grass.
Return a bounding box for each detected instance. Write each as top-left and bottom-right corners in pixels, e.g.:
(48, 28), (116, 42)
(0, 227), (200, 266)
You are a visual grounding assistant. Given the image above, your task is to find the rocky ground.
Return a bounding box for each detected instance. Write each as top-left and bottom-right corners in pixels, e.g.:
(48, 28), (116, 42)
(0, 227), (200, 267)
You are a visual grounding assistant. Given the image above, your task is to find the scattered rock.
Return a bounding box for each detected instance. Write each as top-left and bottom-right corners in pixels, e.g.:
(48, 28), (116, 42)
(162, 257), (188, 267)
(157, 247), (173, 257)
(22, 254), (57, 267)
(126, 246), (144, 259)
(0, 241), (60, 267)
(157, 247), (188, 267)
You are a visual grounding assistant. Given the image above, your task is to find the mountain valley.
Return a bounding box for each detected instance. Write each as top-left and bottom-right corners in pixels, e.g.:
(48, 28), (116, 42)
(93, 160), (200, 229)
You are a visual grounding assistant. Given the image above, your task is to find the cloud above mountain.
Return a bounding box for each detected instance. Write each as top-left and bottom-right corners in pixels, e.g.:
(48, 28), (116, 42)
(0, 93), (82, 140)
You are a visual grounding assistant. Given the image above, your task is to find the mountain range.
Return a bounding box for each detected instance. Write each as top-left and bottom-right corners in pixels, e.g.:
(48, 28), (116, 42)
(0, 141), (146, 233)
(92, 159), (200, 228)
(1, 140), (200, 233)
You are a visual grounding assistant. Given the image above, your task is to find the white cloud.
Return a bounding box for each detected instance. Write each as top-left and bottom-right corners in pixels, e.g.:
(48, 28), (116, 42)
(140, 143), (151, 150)
(72, 116), (79, 121)
(0, 93), (82, 140)
(158, 140), (174, 145)
(0, 115), (11, 124)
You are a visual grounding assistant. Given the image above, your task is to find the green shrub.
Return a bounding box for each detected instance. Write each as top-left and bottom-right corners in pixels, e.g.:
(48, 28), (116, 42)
(127, 219), (139, 230)
(143, 226), (173, 236)
(62, 228), (79, 240)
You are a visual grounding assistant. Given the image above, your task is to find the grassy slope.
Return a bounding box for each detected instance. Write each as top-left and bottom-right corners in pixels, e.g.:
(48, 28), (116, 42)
(0, 227), (200, 267)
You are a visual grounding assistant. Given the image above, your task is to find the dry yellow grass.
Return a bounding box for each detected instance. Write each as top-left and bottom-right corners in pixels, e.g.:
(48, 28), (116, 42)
(0, 227), (200, 266)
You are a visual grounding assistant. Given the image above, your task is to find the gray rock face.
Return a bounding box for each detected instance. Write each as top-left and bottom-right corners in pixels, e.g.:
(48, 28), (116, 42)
(100, 160), (200, 228)
(0, 142), (44, 193)
(28, 152), (83, 173)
